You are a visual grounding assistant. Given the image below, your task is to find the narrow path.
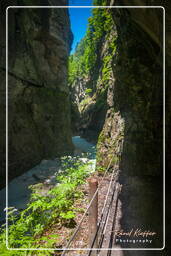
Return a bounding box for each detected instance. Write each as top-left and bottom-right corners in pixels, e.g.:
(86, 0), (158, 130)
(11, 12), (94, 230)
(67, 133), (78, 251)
(61, 163), (123, 255)
(85, 168), (123, 256)
(0, 136), (96, 223)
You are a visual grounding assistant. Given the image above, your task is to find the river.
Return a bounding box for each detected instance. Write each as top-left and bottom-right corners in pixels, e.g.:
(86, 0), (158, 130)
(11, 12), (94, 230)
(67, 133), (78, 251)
(0, 136), (96, 223)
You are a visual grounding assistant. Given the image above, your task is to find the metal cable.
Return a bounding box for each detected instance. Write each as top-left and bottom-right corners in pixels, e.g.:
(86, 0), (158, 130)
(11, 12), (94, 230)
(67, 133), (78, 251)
(89, 183), (120, 256)
(88, 167), (118, 256)
(107, 184), (120, 256)
(61, 155), (116, 255)
(97, 177), (117, 251)
(88, 146), (122, 254)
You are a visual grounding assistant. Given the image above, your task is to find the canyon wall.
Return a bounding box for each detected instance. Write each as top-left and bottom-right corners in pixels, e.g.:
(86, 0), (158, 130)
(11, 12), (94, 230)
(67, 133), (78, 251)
(99, 1), (170, 252)
(70, 0), (170, 251)
(109, 1), (170, 254)
(0, 0), (73, 188)
(110, 3), (163, 251)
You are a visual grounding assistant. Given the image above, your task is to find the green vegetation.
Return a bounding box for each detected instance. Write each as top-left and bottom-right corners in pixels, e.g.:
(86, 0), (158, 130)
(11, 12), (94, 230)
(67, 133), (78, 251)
(69, 3), (116, 94)
(85, 88), (92, 94)
(79, 96), (93, 112)
(0, 156), (91, 255)
(0, 4), (118, 255)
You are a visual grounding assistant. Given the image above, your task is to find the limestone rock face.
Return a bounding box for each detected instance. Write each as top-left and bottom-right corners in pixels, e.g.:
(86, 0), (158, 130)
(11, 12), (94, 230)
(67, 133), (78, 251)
(0, 0), (73, 188)
(112, 6), (164, 177)
(103, 1), (168, 251)
(76, 31), (117, 143)
(95, 3), (165, 249)
(70, 0), (168, 250)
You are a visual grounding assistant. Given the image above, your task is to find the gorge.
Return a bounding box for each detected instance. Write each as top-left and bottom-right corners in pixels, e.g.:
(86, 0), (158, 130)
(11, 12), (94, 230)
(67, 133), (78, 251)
(0, 0), (170, 255)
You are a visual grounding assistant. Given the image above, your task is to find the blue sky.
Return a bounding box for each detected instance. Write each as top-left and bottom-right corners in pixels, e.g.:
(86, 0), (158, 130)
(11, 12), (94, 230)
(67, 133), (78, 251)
(68, 0), (93, 53)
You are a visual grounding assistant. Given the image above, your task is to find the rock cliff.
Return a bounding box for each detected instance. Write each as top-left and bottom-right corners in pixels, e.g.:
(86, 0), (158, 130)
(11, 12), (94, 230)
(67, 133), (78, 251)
(69, 0), (170, 251)
(109, 3), (163, 251)
(0, 0), (73, 188)
(109, 1), (170, 253)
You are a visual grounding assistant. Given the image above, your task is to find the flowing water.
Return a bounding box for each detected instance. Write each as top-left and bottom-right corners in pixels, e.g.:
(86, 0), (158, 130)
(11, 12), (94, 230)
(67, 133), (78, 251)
(0, 136), (96, 223)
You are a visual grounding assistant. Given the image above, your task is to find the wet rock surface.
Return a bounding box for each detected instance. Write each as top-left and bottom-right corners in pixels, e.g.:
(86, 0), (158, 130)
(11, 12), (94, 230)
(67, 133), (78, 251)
(0, 0), (73, 188)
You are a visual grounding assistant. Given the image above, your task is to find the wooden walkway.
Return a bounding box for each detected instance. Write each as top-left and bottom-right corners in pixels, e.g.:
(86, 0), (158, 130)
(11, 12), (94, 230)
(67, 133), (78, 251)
(88, 169), (123, 256)
(61, 158), (123, 256)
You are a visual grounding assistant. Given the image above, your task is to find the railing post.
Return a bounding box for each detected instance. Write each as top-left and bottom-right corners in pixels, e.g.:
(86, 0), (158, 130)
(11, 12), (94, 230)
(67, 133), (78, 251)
(88, 177), (98, 253)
